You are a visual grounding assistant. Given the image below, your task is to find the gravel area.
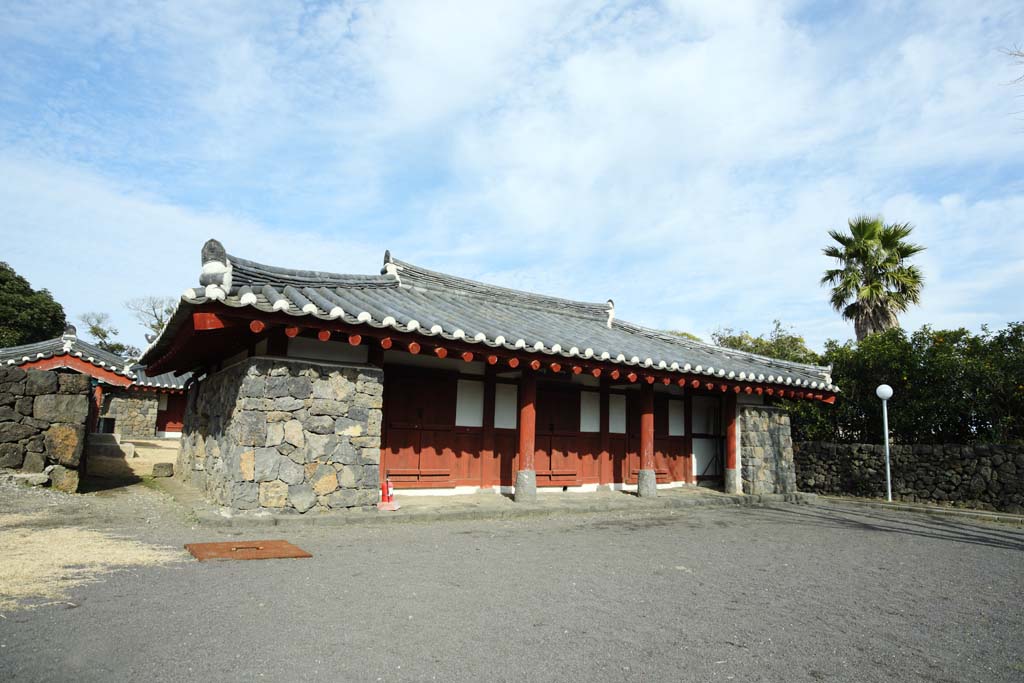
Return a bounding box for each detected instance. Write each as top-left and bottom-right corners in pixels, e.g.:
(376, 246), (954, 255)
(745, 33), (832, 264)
(0, 480), (1021, 682)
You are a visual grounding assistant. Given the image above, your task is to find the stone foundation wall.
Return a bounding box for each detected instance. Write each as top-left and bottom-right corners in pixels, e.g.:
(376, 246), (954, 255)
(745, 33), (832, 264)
(794, 442), (1024, 513)
(0, 367), (90, 492)
(740, 405), (797, 495)
(178, 357), (383, 513)
(104, 390), (158, 438)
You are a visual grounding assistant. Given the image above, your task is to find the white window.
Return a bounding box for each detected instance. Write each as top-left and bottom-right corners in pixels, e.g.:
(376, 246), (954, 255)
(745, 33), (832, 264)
(579, 391), (600, 433)
(668, 399), (685, 436)
(455, 379), (484, 427)
(494, 383), (518, 429)
(608, 394), (627, 434)
(158, 394), (169, 411)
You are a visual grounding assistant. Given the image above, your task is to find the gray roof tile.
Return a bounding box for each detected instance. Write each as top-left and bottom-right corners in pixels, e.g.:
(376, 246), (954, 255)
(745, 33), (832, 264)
(0, 327), (135, 379)
(141, 240), (837, 392)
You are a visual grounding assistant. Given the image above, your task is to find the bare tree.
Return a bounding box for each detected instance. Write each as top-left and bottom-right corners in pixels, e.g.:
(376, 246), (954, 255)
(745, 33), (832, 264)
(1006, 45), (1024, 83)
(125, 296), (177, 337)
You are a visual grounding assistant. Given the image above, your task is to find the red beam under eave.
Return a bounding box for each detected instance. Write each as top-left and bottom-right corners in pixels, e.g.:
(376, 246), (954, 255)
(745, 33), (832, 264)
(193, 312), (234, 331)
(16, 356), (133, 387)
(167, 306), (841, 404)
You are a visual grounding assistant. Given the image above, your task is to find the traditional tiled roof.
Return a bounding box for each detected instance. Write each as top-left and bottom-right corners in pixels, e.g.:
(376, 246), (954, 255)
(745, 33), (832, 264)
(141, 239), (837, 392)
(0, 326), (135, 379)
(129, 365), (190, 390)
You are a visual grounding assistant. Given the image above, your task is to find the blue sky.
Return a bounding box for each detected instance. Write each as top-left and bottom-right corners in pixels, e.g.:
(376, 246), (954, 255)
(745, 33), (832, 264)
(1, 0), (1022, 353)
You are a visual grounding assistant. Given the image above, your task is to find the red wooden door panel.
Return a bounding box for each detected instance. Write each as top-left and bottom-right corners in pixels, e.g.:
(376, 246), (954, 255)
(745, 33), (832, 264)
(535, 385), (582, 486)
(382, 368), (461, 488)
(382, 428), (421, 483)
(577, 434), (601, 484)
(156, 393), (186, 433)
(492, 431), (518, 487)
(417, 429), (455, 485)
(452, 430), (484, 485)
(609, 435), (626, 484)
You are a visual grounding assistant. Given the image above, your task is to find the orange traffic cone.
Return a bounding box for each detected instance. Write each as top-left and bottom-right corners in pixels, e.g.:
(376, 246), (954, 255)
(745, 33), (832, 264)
(377, 476), (400, 511)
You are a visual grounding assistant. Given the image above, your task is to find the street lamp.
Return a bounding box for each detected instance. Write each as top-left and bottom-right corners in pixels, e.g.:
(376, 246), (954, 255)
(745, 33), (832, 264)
(875, 384), (893, 502)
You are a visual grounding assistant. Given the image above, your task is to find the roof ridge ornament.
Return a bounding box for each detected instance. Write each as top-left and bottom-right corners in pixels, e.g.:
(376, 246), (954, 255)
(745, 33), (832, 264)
(61, 324), (76, 352)
(200, 239), (233, 301)
(381, 249), (404, 285)
(606, 299), (615, 329)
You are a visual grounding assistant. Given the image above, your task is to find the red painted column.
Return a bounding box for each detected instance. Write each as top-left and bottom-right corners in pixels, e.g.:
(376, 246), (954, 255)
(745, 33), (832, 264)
(598, 376), (610, 485)
(725, 394), (738, 470)
(640, 382), (655, 471)
(89, 384), (104, 434)
(481, 366), (496, 487)
(515, 371), (538, 501)
(518, 372), (536, 472)
(724, 393), (740, 493)
(637, 382), (656, 496)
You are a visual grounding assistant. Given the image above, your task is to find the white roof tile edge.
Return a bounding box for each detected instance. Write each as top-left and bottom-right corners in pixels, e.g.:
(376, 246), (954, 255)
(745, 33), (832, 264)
(169, 291), (838, 393)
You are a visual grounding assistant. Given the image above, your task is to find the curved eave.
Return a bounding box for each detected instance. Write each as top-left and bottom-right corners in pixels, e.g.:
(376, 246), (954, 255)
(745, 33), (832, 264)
(143, 293), (839, 397)
(2, 350), (135, 380)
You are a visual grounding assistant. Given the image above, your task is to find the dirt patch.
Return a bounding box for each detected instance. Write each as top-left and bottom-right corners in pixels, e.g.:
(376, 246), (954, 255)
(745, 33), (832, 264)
(0, 512), (186, 612)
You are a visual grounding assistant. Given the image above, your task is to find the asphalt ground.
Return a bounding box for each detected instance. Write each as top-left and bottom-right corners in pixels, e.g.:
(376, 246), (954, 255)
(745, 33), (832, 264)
(1, 482), (1022, 682)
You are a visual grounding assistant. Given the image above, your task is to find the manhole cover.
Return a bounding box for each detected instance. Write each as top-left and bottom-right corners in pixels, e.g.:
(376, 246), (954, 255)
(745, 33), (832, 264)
(185, 540), (312, 562)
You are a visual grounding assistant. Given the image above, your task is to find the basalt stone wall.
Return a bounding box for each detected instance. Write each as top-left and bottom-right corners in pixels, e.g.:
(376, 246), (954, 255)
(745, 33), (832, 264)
(794, 442), (1024, 513)
(178, 357), (382, 513)
(0, 367), (90, 492)
(104, 390), (158, 438)
(740, 405), (797, 495)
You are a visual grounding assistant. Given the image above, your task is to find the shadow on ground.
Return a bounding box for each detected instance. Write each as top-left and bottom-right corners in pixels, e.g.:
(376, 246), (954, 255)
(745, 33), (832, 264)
(758, 503), (1024, 552)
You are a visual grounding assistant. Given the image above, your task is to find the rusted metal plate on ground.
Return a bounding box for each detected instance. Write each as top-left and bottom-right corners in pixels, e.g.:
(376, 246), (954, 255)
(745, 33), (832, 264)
(185, 540), (312, 562)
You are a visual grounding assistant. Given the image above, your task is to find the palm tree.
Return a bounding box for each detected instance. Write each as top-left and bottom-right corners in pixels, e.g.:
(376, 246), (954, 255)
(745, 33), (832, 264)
(822, 216), (925, 341)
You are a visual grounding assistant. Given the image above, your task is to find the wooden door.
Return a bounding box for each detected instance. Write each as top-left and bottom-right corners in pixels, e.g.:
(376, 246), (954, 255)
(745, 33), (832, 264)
(382, 370), (460, 487)
(535, 384), (582, 486)
(156, 393), (186, 433)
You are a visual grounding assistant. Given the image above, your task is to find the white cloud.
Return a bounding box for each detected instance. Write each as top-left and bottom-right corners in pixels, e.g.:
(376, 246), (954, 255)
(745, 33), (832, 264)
(0, 0), (1022, 354)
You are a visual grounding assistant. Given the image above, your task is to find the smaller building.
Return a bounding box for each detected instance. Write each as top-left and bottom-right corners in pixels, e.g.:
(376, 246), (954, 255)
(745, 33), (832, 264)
(0, 326), (189, 439)
(97, 365), (188, 439)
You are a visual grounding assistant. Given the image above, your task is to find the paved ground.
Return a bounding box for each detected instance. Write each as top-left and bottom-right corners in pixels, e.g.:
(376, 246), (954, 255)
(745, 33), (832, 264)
(1, 480), (1022, 682)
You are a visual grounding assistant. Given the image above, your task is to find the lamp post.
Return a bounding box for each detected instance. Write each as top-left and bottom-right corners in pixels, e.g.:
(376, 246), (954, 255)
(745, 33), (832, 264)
(876, 384), (893, 502)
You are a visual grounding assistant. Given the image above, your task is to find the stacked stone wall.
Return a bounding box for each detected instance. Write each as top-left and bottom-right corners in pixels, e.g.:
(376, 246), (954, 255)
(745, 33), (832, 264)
(104, 391), (158, 438)
(178, 357), (382, 513)
(0, 367), (90, 492)
(794, 442), (1024, 513)
(740, 405), (797, 495)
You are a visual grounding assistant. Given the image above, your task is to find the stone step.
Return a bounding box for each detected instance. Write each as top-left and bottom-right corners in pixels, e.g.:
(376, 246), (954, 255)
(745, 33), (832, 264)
(132, 443), (180, 461)
(126, 438), (181, 448)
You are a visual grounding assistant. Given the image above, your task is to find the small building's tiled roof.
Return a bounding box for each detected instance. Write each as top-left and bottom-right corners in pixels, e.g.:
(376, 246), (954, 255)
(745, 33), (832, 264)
(129, 364), (190, 390)
(0, 327), (135, 379)
(141, 239), (837, 392)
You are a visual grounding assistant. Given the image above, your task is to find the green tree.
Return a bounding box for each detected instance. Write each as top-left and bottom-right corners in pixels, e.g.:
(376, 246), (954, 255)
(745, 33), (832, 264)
(789, 323), (1024, 444)
(78, 312), (141, 359)
(0, 262), (66, 347)
(711, 320), (820, 365)
(821, 216), (925, 341)
(664, 330), (703, 342)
